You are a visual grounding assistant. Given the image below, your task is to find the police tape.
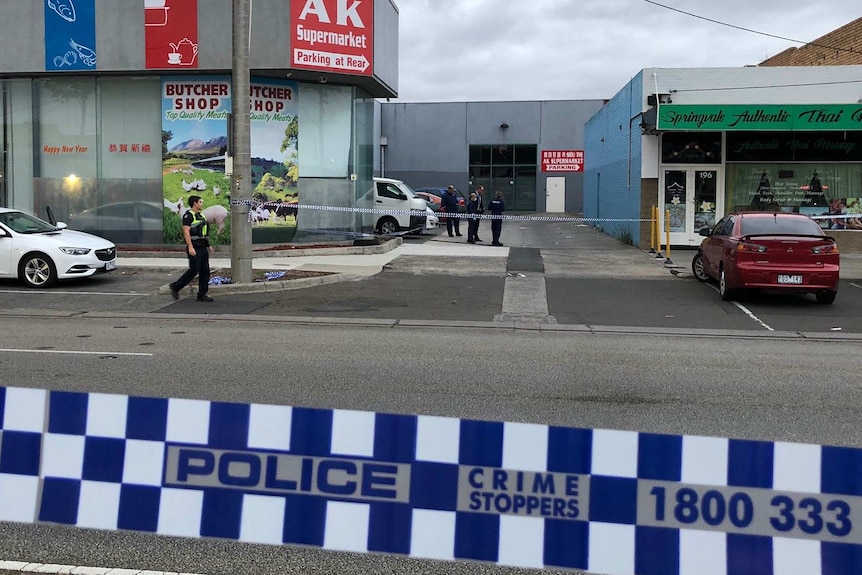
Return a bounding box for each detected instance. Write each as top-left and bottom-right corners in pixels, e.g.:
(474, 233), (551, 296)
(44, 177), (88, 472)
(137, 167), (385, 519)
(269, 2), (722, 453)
(809, 213), (862, 221)
(229, 199), (650, 223)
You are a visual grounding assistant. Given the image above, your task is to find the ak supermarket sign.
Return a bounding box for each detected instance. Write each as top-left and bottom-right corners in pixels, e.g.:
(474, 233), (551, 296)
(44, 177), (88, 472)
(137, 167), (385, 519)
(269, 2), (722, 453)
(291, 0), (373, 75)
(542, 150), (584, 172)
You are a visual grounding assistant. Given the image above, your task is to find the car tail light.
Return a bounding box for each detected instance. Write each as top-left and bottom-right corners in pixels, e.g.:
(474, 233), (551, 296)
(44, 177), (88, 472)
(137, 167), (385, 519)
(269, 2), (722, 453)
(811, 243), (839, 255)
(737, 242), (768, 253)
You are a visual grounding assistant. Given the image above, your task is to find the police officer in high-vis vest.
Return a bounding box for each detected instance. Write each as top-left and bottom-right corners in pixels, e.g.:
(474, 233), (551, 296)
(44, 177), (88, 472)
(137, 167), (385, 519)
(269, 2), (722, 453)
(169, 195), (214, 302)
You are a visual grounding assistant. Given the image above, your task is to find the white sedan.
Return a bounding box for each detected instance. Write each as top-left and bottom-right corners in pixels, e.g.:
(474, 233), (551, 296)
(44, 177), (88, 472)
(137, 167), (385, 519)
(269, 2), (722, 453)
(0, 207), (117, 288)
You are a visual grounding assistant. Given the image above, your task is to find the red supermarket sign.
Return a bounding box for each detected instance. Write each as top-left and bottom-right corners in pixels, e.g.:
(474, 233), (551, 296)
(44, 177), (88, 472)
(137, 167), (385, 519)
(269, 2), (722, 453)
(542, 150), (584, 172)
(291, 0), (374, 75)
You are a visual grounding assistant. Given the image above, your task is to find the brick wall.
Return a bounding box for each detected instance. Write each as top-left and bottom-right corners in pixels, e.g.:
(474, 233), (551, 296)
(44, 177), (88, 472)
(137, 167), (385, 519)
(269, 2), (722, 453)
(639, 179), (658, 250)
(760, 17), (862, 66)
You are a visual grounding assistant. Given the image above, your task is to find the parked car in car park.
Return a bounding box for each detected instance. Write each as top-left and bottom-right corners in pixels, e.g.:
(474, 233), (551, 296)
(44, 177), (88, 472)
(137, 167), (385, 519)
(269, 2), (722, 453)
(0, 207), (117, 288)
(413, 187), (467, 212)
(692, 211), (840, 304)
(66, 200), (164, 244)
(414, 191), (443, 211)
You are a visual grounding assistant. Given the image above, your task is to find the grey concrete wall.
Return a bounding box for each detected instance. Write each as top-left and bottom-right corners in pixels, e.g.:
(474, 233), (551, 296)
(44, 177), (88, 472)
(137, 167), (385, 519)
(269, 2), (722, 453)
(380, 99), (606, 211)
(540, 100), (605, 213)
(374, 0), (399, 94)
(381, 102), (469, 190)
(0, 1), (44, 72)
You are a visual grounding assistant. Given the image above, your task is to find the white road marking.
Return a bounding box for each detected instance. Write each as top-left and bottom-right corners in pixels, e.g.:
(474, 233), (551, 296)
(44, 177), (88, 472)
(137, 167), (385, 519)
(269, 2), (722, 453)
(850, 282), (862, 290)
(0, 348), (153, 357)
(0, 289), (145, 296)
(708, 285), (774, 331)
(732, 301), (775, 331)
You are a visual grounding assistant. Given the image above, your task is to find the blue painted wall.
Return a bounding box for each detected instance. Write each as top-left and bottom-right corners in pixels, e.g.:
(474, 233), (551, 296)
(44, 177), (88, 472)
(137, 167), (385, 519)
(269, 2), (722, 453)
(584, 74), (644, 242)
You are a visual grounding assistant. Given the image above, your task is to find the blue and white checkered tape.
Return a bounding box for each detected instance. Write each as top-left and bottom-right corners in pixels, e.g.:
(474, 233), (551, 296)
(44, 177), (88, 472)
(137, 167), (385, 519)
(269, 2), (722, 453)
(1, 385), (860, 575)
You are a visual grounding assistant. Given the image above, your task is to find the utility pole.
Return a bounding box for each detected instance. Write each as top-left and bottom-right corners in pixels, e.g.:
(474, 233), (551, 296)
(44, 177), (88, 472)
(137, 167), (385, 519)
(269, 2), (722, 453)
(230, 0), (252, 283)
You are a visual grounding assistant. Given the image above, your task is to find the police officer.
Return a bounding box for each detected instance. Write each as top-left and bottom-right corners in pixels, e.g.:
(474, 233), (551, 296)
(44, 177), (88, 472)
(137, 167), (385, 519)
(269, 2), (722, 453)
(169, 195), (214, 302)
(488, 190), (506, 246)
(440, 185), (462, 237)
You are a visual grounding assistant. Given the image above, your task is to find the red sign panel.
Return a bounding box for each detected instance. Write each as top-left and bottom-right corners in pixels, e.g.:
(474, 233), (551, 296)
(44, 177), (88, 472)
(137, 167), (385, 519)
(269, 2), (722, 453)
(291, 0), (374, 75)
(542, 150), (584, 172)
(145, 0), (199, 70)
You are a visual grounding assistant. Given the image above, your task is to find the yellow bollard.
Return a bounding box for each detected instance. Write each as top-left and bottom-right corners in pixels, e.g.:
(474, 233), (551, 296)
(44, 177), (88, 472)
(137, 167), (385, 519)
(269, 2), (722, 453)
(648, 205), (657, 254)
(653, 206), (663, 259)
(664, 209), (673, 265)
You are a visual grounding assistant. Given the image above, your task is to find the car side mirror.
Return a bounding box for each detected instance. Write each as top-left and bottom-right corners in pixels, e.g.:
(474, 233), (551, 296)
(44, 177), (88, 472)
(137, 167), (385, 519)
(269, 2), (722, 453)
(55, 222), (68, 230)
(699, 228), (711, 237)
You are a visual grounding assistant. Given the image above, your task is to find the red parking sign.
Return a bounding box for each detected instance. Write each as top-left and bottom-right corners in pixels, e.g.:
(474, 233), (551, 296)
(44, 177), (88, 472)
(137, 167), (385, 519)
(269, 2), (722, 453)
(291, 0), (374, 76)
(542, 150), (584, 172)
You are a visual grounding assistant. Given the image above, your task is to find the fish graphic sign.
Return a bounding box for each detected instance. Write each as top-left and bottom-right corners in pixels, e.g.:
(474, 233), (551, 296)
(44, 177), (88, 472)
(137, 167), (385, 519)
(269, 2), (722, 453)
(45, 0), (96, 71)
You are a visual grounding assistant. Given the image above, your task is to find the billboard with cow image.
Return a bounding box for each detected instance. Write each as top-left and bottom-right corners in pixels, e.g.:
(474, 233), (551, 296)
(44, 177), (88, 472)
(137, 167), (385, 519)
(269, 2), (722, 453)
(161, 76), (299, 244)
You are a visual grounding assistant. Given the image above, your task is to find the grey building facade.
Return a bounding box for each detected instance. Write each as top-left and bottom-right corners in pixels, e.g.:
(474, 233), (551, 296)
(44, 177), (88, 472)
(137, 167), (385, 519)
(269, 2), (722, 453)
(1, 0), (400, 244)
(377, 99), (605, 213)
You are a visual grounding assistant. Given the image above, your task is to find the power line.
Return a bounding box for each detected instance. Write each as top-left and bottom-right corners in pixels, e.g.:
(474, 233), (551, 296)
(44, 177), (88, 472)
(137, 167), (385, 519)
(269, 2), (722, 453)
(642, 0), (858, 55)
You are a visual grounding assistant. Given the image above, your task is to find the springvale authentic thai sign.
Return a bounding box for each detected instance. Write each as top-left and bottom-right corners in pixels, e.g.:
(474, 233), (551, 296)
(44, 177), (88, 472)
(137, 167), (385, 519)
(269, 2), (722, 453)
(658, 104), (862, 131)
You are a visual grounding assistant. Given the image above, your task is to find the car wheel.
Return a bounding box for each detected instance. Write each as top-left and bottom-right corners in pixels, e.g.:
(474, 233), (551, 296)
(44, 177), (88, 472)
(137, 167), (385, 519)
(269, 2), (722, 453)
(719, 265), (734, 301)
(816, 290), (837, 305)
(692, 252), (710, 282)
(377, 217), (399, 235)
(20, 252), (58, 288)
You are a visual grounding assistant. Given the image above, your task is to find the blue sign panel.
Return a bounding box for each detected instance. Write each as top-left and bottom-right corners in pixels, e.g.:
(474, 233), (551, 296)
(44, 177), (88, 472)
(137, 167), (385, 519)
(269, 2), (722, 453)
(45, 0), (96, 71)
(1, 385), (861, 574)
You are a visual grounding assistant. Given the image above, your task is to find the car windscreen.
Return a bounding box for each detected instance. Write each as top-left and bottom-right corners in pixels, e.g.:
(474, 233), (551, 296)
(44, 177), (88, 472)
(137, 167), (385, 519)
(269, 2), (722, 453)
(399, 183), (418, 198)
(0, 211), (58, 234)
(740, 216), (824, 236)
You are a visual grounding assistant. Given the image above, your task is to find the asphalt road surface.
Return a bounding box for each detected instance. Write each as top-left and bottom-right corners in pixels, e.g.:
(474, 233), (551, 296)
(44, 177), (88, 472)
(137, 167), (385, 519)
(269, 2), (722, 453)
(1, 315), (861, 574)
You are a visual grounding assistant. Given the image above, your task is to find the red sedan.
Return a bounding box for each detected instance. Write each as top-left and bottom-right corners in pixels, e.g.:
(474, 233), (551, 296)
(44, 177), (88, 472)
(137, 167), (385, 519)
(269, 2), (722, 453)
(692, 212), (840, 304)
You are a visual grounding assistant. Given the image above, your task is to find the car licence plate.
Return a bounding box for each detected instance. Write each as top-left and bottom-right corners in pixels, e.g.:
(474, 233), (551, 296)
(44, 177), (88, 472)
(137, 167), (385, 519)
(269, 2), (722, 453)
(777, 274), (802, 284)
(105, 261), (117, 271)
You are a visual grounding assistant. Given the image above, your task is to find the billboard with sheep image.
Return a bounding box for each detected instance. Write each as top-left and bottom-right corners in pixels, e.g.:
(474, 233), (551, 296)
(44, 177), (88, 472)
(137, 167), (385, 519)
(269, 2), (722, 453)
(161, 76), (299, 244)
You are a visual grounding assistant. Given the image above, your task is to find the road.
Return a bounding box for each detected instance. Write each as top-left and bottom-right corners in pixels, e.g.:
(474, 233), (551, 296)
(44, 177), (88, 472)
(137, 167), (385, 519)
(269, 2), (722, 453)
(1, 315), (861, 574)
(1, 221), (861, 574)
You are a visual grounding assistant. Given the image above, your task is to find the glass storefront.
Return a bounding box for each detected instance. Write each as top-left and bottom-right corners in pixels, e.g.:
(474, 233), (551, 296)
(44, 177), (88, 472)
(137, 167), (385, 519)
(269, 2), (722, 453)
(1, 76), (371, 243)
(658, 129), (862, 243)
(726, 131), (862, 231)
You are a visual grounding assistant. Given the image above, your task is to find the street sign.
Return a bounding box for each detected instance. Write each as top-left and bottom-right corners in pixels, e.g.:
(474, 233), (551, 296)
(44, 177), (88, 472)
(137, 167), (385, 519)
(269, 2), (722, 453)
(291, 0), (374, 76)
(542, 150), (584, 172)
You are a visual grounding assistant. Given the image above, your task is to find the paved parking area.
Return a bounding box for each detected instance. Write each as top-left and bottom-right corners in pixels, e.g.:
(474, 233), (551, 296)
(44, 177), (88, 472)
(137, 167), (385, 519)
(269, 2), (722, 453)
(546, 276), (862, 332)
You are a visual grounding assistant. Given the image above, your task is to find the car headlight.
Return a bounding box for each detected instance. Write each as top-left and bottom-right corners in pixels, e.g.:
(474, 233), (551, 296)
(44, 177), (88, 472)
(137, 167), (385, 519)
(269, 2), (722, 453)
(59, 247), (92, 255)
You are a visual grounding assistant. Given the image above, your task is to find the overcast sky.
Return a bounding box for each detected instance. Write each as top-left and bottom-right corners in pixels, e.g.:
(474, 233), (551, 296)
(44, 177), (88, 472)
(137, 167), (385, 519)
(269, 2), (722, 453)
(393, 0), (861, 102)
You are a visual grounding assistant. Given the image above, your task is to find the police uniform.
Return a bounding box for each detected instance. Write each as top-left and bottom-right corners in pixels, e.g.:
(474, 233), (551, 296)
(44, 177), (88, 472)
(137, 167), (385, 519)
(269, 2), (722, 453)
(488, 196), (506, 246)
(169, 209), (212, 301)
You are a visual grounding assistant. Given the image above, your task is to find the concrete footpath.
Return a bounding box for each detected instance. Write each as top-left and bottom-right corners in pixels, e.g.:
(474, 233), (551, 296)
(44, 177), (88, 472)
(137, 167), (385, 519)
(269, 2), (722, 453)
(117, 233), (862, 298)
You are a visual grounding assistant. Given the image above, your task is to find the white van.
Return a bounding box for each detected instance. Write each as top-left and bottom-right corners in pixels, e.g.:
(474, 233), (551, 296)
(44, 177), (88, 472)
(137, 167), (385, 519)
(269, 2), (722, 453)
(371, 177), (438, 234)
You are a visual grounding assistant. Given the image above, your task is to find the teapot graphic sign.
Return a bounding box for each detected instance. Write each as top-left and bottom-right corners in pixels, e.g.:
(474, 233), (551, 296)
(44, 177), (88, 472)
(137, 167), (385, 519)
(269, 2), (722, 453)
(145, 0), (199, 69)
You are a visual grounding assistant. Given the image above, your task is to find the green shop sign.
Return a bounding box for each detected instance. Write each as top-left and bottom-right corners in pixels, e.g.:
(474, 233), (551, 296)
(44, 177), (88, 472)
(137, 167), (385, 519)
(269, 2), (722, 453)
(657, 104), (862, 131)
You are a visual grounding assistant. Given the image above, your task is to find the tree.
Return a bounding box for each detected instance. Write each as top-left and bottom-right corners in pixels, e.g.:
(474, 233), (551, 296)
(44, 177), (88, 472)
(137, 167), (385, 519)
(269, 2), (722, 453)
(162, 130), (173, 159)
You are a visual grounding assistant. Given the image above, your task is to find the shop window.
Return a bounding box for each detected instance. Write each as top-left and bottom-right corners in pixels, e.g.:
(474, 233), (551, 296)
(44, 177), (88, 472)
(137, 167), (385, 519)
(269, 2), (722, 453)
(492, 145), (514, 165)
(298, 84), (352, 178)
(661, 132), (722, 164)
(726, 163), (862, 230)
(727, 132), (862, 163)
(469, 146), (492, 165)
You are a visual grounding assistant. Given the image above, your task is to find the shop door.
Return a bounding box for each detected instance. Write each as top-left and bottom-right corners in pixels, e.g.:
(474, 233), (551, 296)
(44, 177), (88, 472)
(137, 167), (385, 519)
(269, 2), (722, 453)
(662, 167), (722, 246)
